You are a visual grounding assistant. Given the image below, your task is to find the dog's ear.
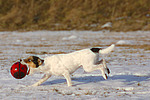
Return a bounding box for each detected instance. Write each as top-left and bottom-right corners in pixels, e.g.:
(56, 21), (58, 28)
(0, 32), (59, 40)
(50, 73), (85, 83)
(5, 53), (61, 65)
(38, 58), (44, 66)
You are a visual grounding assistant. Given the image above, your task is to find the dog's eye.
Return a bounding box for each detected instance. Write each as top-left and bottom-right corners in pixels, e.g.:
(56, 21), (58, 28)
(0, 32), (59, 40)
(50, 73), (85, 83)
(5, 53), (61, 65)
(28, 59), (31, 62)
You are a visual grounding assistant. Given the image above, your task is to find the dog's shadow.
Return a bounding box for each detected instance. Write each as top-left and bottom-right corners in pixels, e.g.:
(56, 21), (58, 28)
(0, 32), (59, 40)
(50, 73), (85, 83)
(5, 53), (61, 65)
(42, 75), (150, 86)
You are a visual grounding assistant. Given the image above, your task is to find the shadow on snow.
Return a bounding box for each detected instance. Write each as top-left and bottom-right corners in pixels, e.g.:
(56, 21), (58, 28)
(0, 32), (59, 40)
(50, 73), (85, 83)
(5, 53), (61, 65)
(41, 74), (150, 86)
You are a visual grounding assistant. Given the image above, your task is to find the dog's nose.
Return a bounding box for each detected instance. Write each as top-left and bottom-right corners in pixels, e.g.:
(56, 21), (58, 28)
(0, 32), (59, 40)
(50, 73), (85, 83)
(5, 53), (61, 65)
(20, 59), (22, 62)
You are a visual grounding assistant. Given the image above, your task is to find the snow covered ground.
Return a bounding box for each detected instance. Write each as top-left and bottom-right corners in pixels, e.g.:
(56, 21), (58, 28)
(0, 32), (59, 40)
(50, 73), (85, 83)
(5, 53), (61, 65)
(0, 31), (150, 100)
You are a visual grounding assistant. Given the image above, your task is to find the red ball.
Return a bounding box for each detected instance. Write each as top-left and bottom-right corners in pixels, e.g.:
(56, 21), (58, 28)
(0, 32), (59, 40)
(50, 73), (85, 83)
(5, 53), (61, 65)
(10, 62), (28, 79)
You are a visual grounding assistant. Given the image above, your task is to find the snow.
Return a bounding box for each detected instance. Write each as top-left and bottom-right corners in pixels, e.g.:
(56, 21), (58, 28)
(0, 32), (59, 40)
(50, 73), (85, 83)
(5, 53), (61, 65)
(62, 35), (77, 40)
(116, 40), (132, 45)
(0, 31), (150, 100)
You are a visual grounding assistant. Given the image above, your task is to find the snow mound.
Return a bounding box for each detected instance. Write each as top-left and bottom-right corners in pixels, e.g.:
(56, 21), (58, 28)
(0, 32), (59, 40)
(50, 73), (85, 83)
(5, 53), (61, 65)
(62, 35), (77, 40)
(116, 40), (131, 45)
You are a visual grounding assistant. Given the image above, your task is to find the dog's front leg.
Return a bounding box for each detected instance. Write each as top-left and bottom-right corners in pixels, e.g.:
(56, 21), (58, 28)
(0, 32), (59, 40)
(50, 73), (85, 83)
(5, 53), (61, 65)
(63, 72), (72, 87)
(31, 74), (51, 87)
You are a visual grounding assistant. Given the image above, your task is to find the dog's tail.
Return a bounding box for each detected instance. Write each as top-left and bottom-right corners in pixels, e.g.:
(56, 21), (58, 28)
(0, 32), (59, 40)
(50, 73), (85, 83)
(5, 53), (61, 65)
(99, 44), (115, 54)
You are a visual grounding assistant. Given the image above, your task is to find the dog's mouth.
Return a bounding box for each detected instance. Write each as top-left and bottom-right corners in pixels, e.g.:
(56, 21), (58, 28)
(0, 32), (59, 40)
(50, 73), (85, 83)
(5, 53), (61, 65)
(27, 67), (30, 75)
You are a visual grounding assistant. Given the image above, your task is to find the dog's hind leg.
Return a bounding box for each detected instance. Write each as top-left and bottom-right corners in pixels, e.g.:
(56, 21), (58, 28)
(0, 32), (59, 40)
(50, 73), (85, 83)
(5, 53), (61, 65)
(100, 67), (108, 80)
(83, 65), (102, 73)
(102, 59), (110, 74)
(97, 59), (110, 79)
(83, 59), (110, 80)
(84, 65), (109, 80)
(31, 74), (51, 87)
(63, 72), (72, 87)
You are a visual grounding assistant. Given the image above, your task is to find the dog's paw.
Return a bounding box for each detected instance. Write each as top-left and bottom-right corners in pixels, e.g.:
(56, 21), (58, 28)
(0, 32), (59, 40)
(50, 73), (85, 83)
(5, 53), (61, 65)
(25, 85), (32, 88)
(102, 74), (108, 80)
(68, 85), (72, 87)
(67, 83), (72, 87)
(26, 83), (40, 87)
(106, 68), (110, 74)
(31, 83), (39, 87)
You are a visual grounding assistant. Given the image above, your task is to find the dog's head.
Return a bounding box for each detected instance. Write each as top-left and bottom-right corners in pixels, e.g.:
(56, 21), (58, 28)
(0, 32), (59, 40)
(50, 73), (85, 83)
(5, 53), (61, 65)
(21, 56), (44, 75)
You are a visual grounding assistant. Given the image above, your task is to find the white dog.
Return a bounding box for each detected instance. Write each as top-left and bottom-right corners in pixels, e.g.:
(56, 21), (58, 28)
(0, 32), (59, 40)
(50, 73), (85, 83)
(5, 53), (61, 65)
(21, 44), (115, 87)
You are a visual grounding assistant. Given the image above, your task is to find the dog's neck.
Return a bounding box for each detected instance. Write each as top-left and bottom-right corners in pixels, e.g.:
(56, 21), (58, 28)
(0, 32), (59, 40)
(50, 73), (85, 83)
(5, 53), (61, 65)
(38, 60), (50, 73)
(40, 60), (45, 67)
